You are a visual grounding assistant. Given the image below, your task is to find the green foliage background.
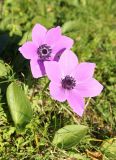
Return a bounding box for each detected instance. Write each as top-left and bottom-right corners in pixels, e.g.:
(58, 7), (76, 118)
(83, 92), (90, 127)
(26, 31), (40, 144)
(0, 0), (116, 159)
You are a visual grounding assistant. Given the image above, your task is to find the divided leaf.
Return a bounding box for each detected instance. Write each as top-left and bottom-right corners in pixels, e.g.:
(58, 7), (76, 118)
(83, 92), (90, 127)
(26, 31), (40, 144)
(0, 60), (8, 77)
(101, 138), (116, 159)
(52, 125), (88, 149)
(6, 82), (32, 129)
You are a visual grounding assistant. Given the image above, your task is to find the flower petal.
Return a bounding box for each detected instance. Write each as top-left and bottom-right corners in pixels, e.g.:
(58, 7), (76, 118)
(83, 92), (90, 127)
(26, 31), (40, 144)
(44, 26), (61, 46)
(73, 62), (96, 82)
(59, 50), (78, 76)
(32, 24), (47, 46)
(30, 59), (46, 78)
(49, 82), (66, 102)
(44, 61), (61, 83)
(52, 35), (74, 55)
(76, 78), (103, 97)
(67, 90), (84, 116)
(19, 42), (38, 59)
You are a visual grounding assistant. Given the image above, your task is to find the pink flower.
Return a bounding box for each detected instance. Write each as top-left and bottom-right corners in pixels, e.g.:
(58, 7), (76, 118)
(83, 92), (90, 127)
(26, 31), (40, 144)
(19, 24), (74, 78)
(44, 50), (103, 116)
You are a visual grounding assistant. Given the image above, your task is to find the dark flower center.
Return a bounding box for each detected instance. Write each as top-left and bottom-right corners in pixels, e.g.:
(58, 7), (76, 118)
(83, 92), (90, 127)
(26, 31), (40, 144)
(37, 44), (52, 60)
(61, 75), (76, 90)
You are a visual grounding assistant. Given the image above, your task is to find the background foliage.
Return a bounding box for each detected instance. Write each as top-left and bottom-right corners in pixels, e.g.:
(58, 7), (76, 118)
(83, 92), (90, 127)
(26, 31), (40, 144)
(0, 0), (116, 159)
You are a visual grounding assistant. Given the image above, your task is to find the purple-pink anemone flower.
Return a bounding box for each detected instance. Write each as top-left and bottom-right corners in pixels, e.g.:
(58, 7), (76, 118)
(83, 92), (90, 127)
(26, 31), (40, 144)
(19, 24), (74, 78)
(44, 50), (103, 116)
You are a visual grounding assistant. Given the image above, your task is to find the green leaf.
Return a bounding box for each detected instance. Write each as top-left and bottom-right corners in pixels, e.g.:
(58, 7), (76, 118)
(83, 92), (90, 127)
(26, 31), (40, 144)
(101, 138), (116, 159)
(68, 152), (90, 160)
(52, 125), (88, 149)
(19, 31), (31, 45)
(6, 82), (32, 129)
(0, 60), (8, 78)
(62, 20), (79, 33)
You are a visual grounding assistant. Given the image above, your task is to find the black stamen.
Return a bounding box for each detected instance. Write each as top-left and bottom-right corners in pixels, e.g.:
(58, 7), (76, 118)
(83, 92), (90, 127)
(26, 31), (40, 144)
(61, 75), (76, 90)
(37, 44), (52, 60)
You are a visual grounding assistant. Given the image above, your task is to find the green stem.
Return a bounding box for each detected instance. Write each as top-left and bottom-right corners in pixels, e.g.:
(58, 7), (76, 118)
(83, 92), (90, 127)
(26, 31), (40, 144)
(42, 80), (50, 92)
